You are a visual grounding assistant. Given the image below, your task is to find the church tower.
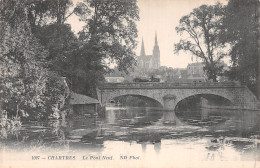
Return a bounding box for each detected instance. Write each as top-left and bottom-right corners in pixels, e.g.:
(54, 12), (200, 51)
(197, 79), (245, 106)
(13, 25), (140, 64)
(138, 37), (146, 69)
(140, 37), (146, 57)
(152, 31), (160, 69)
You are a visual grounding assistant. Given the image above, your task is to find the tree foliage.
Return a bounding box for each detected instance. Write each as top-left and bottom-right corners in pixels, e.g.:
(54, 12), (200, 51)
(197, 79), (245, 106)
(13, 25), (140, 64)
(69, 0), (139, 96)
(174, 3), (225, 82)
(77, 0), (139, 71)
(0, 0), (140, 124)
(27, 0), (72, 27)
(220, 0), (258, 91)
(0, 0), (69, 122)
(1, 1), (47, 119)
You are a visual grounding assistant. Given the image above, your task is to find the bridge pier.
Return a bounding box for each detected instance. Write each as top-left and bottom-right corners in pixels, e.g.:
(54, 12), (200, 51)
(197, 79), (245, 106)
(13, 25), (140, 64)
(163, 95), (177, 111)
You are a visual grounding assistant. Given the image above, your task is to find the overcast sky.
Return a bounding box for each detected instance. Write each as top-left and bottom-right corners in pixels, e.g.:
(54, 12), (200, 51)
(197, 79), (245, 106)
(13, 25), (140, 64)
(68, 0), (227, 69)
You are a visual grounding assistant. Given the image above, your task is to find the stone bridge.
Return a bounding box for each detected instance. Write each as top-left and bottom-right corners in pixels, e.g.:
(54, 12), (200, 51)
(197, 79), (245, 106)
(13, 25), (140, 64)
(96, 82), (260, 110)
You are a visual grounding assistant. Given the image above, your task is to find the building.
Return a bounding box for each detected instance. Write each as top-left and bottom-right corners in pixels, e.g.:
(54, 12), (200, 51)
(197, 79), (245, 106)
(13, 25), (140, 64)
(70, 92), (100, 115)
(105, 76), (125, 83)
(187, 61), (230, 82)
(187, 62), (206, 81)
(137, 32), (160, 70)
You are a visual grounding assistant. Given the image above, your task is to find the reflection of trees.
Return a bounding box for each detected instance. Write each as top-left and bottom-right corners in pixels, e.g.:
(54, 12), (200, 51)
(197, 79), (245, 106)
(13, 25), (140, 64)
(141, 142), (147, 153)
(209, 110), (260, 138)
(205, 137), (226, 161)
(154, 142), (161, 154)
(238, 140), (260, 161)
(0, 119), (72, 150)
(256, 143), (260, 160)
(105, 107), (163, 127)
(140, 141), (161, 155)
(176, 94), (233, 111)
(0, 128), (7, 139)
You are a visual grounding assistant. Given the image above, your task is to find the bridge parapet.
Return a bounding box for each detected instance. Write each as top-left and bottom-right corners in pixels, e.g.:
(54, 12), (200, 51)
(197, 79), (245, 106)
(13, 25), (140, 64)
(98, 82), (243, 89)
(96, 81), (260, 110)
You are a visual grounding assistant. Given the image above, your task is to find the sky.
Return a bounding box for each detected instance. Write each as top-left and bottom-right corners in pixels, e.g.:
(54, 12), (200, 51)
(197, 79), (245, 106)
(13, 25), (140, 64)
(68, 0), (227, 69)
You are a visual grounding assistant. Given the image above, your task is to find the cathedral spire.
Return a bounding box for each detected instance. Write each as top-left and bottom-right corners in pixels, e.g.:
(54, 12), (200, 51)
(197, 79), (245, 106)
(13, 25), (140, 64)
(140, 37), (146, 56)
(154, 31), (158, 46)
(153, 31), (160, 69)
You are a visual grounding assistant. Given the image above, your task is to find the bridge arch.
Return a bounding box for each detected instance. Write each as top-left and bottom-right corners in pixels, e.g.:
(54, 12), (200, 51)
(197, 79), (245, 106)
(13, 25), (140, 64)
(98, 82), (260, 110)
(102, 93), (163, 107)
(174, 93), (234, 110)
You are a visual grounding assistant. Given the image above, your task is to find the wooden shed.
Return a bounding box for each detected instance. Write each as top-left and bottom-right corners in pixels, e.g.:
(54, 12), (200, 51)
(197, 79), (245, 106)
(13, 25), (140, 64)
(70, 92), (100, 115)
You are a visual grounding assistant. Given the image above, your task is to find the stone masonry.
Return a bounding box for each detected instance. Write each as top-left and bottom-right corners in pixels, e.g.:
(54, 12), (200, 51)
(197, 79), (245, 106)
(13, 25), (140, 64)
(97, 82), (260, 110)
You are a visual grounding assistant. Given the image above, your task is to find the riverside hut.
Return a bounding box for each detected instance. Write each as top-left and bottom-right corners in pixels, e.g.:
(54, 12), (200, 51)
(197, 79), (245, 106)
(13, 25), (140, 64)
(70, 92), (100, 115)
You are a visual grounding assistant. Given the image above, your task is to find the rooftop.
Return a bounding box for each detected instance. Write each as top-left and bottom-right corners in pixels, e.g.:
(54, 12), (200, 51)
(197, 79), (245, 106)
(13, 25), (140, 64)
(187, 62), (204, 66)
(70, 92), (99, 105)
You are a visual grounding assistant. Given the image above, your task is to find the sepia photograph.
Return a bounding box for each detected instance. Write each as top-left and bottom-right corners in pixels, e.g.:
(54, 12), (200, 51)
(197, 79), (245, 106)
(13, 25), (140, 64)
(0, 0), (260, 167)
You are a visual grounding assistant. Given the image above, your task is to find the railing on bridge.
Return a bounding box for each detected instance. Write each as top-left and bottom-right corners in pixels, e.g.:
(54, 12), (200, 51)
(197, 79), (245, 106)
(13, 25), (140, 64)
(98, 81), (243, 89)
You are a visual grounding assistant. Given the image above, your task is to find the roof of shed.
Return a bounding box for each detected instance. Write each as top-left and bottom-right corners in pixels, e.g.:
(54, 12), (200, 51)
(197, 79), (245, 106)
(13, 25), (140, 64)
(70, 92), (99, 105)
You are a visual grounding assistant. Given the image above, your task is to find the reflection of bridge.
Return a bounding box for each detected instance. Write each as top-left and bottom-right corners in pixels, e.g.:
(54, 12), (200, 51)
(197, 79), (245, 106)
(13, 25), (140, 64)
(97, 82), (260, 110)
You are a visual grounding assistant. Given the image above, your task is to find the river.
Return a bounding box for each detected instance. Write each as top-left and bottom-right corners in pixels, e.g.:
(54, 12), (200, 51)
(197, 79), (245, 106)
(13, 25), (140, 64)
(0, 107), (260, 168)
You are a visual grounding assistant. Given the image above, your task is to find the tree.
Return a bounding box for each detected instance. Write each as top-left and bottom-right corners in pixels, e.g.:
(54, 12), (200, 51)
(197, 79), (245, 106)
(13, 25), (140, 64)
(0, 0), (47, 119)
(34, 23), (79, 75)
(80, 0), (139, 70)
(25, 0), (79, 75)
(180, 69), (188, 79)
(174, 3), (225, 82)
(221, 0), (258, 93)
(21, 0), (82, 93)
(0, 0), (69, 122)
(257, 1), (260, 99)
(26, 0), (73, 27)
(70, 0), (139, 96)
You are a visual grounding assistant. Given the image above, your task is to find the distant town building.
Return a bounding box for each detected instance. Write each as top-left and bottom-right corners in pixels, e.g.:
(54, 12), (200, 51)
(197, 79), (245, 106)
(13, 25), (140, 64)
(137, 32), (160, 70)
(187, 62), (206, 80)
(105, 76), (125, 83)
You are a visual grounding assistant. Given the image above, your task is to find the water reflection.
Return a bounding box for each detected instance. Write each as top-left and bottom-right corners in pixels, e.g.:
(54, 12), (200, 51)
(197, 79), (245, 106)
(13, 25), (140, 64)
(0, 106), (260, 162)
